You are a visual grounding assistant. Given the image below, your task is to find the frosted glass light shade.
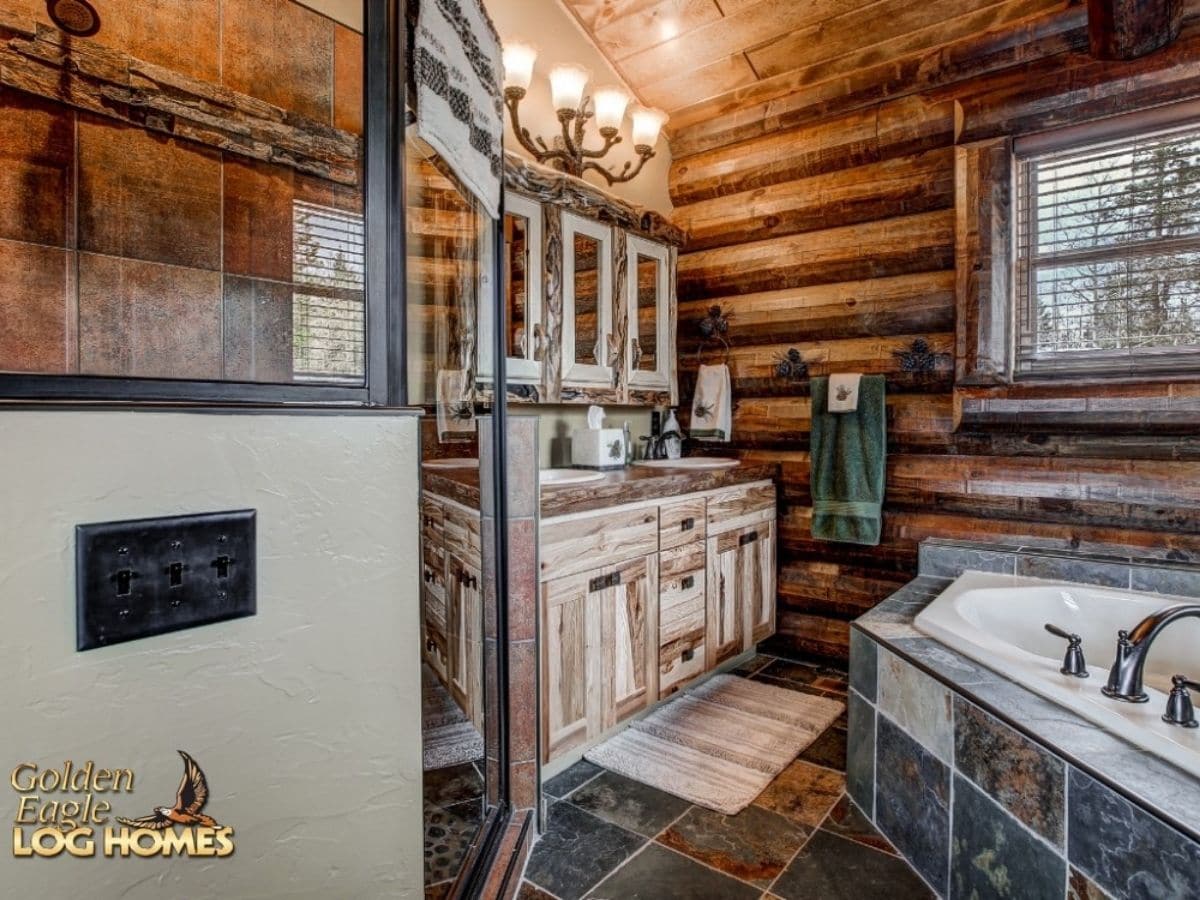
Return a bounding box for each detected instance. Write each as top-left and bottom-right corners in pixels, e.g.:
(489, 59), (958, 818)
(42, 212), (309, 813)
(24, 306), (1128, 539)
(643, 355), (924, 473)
(630, 105), (668, 149)
(502, 42), (537, 92)
(549, 64), (590, 113)
(593, 85), (631, 133)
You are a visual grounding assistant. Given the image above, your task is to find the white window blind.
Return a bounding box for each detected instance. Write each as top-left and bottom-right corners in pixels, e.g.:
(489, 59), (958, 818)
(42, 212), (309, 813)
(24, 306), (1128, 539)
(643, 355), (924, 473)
(292, 200), (366, 383)
(1015, 120), (1200, 377)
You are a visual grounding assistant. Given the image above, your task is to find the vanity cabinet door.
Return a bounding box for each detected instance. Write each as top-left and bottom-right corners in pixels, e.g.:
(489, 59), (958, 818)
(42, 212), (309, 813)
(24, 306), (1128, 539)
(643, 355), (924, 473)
(743, 520), (776, 647)
(541, 554), (657, 763)
(447, 554), (483, 731)
(541, 569), (603, 762)
(602, 554), (658, 726)
(707, 521), (776, 666)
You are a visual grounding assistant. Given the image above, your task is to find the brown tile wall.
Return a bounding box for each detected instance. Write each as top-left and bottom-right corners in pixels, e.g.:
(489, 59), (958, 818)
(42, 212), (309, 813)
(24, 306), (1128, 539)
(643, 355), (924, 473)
(0, 0), (363, 380)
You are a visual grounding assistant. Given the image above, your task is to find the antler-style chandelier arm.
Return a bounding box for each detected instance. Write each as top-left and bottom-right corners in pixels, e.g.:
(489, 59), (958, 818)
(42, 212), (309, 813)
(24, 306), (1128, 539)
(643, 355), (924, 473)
(505, 88), (573, 169)
(503, 86), (661, 184)
(583, 146), (656, 185)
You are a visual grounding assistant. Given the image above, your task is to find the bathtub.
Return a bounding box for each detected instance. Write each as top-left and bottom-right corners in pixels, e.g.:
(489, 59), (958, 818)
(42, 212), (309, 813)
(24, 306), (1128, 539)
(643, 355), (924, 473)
(914, 570), (1200, 775)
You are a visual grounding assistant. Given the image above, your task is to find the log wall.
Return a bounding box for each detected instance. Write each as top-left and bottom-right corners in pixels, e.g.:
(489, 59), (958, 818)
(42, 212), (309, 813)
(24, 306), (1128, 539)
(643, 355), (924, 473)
(670, 4), (1200, 662)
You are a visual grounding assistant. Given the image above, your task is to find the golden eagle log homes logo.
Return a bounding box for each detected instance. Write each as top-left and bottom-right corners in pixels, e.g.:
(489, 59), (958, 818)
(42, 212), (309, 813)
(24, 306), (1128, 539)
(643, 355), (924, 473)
(11, 750), (234, 858)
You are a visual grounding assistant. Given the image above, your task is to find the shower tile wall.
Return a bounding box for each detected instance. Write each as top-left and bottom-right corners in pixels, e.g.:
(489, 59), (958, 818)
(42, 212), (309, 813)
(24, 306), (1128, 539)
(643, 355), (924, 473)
(0, 0), (363, 381)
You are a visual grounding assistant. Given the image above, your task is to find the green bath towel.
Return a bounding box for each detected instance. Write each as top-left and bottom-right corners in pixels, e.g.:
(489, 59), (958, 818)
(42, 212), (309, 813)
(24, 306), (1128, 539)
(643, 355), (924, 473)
(810, 375), (886, 546)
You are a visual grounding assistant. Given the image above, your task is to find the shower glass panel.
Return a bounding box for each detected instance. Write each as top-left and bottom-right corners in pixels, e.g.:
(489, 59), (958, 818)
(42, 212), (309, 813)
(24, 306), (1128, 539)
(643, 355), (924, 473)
(0, 0), (365, 388)
(405, 127), (501, 896)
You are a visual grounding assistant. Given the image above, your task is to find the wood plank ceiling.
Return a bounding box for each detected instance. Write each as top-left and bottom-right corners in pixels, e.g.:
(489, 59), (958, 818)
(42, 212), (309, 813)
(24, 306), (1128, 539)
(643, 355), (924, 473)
(560, 0), (1069, 134)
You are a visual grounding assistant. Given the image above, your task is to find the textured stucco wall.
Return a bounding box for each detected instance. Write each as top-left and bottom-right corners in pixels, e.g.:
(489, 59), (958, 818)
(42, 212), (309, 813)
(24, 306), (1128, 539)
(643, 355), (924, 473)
(0, 411), (423, 898)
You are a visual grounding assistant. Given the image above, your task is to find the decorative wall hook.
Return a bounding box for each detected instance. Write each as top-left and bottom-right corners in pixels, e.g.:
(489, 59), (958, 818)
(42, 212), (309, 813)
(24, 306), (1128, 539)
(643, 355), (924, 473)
(774, 348), (809, 383)
(894, 338), (951, 374)
(696, 304), (732, 363)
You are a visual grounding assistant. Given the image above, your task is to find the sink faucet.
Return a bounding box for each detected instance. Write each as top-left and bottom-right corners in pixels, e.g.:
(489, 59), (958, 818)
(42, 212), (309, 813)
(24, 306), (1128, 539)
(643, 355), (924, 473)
(1103, 604), (1200, 703)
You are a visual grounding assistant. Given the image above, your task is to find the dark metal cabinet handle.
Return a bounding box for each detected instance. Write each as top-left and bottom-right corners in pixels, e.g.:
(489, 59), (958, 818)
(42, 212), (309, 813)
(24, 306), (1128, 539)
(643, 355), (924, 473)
(680, 517), (695, 532)
(681, 575), (695, 590)
(739, 530), (760, 547)
(681, 648), (695, 663)
(588, 571), (623, 593)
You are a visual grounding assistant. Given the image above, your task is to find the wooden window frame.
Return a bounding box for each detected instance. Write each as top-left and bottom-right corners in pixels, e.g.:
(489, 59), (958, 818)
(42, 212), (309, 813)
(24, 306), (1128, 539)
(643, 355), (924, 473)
(954, 100), (1200, 433)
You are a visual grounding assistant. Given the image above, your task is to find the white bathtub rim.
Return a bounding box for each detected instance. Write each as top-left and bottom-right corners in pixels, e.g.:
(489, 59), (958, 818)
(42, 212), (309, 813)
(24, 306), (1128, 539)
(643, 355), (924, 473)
(914, 570), (1200, 779)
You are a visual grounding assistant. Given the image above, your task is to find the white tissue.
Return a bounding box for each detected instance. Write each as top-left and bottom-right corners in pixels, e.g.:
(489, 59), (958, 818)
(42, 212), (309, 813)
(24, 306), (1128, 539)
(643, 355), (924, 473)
(586, 405), (605, 430)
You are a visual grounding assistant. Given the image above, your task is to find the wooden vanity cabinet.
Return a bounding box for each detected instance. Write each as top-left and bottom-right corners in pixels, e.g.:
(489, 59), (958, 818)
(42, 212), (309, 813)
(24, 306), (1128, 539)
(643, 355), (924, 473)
(541, 553), (657, 760)
(540, 480), (777, 764)
(421, 494), (483, 731)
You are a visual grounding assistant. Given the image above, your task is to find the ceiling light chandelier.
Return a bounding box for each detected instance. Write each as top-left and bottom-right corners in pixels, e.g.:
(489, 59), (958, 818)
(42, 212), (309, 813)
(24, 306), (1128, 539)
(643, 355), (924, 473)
(501, 42), (668, 186)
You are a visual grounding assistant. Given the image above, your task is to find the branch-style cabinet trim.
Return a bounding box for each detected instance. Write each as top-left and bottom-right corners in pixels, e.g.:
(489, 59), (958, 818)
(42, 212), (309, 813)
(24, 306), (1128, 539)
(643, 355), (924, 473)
(481, 153), (684, 406)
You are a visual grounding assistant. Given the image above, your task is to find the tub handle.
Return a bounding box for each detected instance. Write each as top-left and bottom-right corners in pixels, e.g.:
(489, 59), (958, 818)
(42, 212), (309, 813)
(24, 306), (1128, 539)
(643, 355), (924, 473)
(1164, 675), (1200, 728)
(1044, 623), (1089, 678)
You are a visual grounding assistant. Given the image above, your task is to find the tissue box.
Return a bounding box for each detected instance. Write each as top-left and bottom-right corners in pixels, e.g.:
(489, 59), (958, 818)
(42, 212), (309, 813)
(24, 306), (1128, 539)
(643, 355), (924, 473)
(571, 428), (626, 470)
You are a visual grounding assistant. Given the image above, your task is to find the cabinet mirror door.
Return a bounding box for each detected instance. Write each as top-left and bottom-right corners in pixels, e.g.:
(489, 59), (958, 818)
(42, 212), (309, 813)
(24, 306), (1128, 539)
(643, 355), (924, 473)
(478, 192), (542, 386)
(627, 236), (671, 390)
(504, 193), (543, 382)
(562, 212), (614, 386)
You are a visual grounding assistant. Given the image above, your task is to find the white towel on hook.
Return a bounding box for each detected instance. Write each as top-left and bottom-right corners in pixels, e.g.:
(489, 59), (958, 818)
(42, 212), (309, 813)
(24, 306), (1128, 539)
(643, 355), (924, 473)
(827, 373), (862, 413)
(691, 364), (732, 442)
(437, 369), (475, 442)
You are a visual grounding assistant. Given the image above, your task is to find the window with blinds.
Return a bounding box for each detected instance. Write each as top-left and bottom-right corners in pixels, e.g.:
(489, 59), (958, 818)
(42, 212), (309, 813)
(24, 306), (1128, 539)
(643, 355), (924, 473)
(292, 200), (367, 383)
(1015, 121), (1200, 377)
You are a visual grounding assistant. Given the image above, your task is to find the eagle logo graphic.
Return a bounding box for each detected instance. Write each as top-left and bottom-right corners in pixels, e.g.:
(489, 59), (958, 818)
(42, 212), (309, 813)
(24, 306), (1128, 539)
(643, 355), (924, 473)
(117, 750), (221, 830)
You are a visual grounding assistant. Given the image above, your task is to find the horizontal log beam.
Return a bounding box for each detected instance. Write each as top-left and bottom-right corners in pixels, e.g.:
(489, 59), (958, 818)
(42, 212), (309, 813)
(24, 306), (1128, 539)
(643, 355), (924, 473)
(678, 210), (955, 300)
(674, 148), (955, 251)
(0, 16), (361, 186)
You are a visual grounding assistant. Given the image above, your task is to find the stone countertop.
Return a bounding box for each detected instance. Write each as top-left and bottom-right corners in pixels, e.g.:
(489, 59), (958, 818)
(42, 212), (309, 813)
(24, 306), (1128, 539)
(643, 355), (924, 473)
(421, 460), (780, 517)
(854, 577), (1200, 844)
(539, 461), (779, 519)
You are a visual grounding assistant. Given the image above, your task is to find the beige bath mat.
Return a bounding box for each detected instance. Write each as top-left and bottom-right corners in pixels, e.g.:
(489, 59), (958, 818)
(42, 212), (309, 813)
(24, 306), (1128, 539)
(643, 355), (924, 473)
(584, 674), (843, 814)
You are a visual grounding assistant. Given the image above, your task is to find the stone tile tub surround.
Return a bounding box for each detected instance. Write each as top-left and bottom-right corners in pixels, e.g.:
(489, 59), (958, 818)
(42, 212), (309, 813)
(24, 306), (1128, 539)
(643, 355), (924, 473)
(847, 541), (1200, 899)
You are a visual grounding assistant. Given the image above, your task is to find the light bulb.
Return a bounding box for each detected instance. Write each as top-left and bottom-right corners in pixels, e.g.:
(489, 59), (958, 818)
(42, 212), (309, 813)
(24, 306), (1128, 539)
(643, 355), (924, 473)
(548, 64), (590, 114)
(502, 42), (537, 93)
(592, 85), (631, 135)
(630, 105), (668, 150)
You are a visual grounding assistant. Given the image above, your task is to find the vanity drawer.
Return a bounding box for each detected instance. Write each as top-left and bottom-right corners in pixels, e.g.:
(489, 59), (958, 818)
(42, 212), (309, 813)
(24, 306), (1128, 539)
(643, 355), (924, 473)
(658, 543), (706, 696)
(421, 496), (444, 545)
(443, 502), (482, 560)
(707, 482), (776, 535)
(541, 505), (659, 581)
(660, 496), (706, 550)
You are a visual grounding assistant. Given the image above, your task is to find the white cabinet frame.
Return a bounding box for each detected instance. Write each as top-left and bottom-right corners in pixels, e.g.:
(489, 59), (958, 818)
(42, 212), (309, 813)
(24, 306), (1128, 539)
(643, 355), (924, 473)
(561, 212), (615, 388)
(626, 235), (671, 392)
(479, 191), (544, 385)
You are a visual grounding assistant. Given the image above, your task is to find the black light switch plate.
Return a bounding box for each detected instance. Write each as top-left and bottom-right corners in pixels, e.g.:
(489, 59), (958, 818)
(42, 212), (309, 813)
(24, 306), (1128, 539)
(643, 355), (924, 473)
(75, 510), (256, 651)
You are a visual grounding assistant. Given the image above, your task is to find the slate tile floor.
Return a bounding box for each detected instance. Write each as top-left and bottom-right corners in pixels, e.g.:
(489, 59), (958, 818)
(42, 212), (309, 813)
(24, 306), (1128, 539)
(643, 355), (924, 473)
(518, 654), (935, 900)
(424, 759), (486, 896)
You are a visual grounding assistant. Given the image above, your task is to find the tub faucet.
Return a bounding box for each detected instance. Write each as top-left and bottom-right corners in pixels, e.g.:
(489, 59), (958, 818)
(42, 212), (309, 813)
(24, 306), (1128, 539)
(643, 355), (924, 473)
(1103, 604), (1200, 703)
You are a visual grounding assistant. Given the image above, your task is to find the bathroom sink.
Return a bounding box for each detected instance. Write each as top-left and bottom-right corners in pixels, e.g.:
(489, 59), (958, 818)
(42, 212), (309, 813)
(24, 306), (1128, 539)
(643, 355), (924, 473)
(540, 469), (606, 487)
(421, 458), (478, 469)
(633, 457), (740, 470)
